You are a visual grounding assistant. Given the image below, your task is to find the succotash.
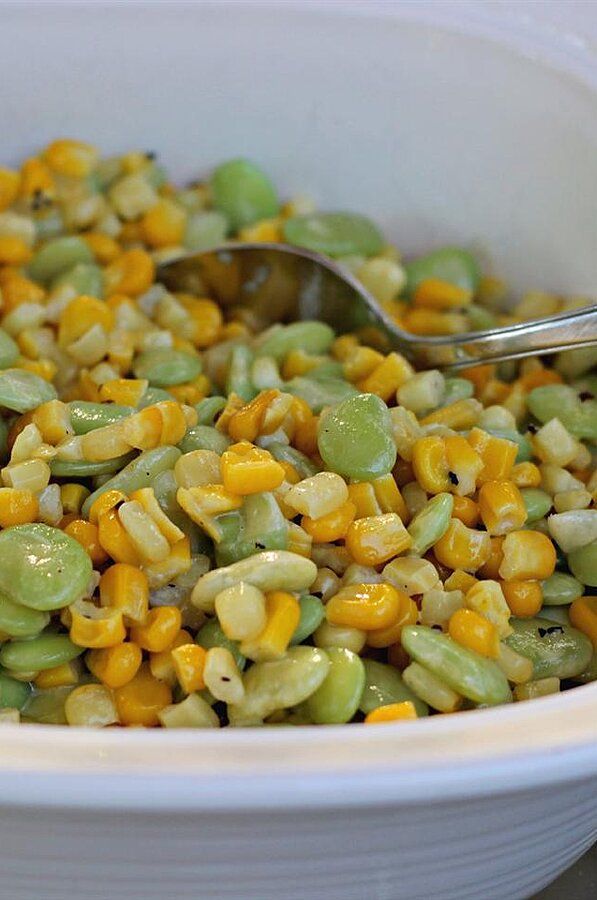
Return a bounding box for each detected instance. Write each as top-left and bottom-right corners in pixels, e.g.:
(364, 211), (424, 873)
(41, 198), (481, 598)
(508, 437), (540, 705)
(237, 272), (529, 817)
(0, 142), (594, 729)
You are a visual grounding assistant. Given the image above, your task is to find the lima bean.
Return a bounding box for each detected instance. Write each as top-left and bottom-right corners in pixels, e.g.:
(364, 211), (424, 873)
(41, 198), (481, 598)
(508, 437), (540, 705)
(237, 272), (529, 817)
(191, 551), (317, 613)
(405, 247), (480, 297)
(53, 262), (104, 298)
(407, 493), (453, 555)
(306, 648), (365, 724)
(283, 212), (383, 257)
(521, 488), (552, 523)
(359, 659), (428, 717)
(505, 617), (592, 679)
(0, 524), (92, 611)
(401, 625), (511, 706)
(441, 377), (474, 405)
(291, 595), (326, 645)
(133, 348), (202, 387)
(0, 634), (83, 672)
(255, 322), (335, 361)
(318, 393), (396, 480)
(0, 672), (31, 710)
(28, 235), (93, 283)
(286, 376), (358, 413)
(0, 593), (50, 638)
(0, 329), (19, 368)
(227, 646), (330, 725)
(567, 540), (597, 587)
(179, 425), (231, 454)
(195, 396), (227, 425)
(81, 446), (181, 518)
(69, 400), (133, 434)
(528, 385), (597, 441)
(137, 387), (172, 408)
(541, 572), (583, 606)
(226, 344), (256, 401)
(0, 369), (56, 413)
(267, 442), (319, 478)
(184, 210), (229, 251)
(215, 493), (288, 567)
(210, 158), (279, 231)
(50, 453), (134, 479)
(22, 685), (73, 724)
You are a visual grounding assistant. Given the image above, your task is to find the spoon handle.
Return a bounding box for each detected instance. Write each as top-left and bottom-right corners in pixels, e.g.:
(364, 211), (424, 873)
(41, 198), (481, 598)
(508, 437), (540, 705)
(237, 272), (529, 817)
(410, 304), (597, 370)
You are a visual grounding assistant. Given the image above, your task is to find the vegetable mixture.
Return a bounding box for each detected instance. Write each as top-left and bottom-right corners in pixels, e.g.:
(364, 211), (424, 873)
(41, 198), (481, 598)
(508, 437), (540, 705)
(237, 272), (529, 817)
(0, 141), (595, 728)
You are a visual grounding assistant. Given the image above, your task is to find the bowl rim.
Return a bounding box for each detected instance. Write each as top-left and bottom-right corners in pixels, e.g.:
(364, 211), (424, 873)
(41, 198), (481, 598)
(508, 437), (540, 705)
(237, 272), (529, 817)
(0, 0), (596, 813)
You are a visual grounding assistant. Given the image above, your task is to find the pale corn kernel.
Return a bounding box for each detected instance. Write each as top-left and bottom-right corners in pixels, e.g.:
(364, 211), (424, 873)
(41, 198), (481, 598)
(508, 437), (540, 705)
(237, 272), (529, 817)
(118, 500), (171, 563)
(313, 620), (367, 654)
(109, 172), (158, 220)
(465, 580), (512, 637)
(540, 464), (585, 495)
(396, 370), (445, 415)
(287, 521), (314, 557)
(174, 449), (221, 488)
(532, 418), (579, 467)
(357, 258), (406, 304)
(401, 481), (428, 517)
(553, 489), (592, 512)
(203, 647), (244, 704)
(128, 487), (184, 544)
(420, 589), (464, 629)
(80, 423), (131, 462)
(64, 684), (119, 727)
(2, 302), (46, 336)
(382, 557), (440, 595)
(215, 582), (267, 641)
(1, 459), (51, 492)
(37, 483), (63, 525)
(513, 677), (560, 701)
(310, 567), (341, 602)
(285, 471), (348, 519)
(67, 325), (109, 367)
(496, 642), (534, 684)
(10, 423), (43, 463)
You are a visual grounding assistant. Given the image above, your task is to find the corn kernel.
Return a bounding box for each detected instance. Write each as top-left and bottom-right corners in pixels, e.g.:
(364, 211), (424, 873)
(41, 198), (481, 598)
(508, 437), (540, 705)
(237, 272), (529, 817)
(130, 606), (182, 653)
(140, 199), (186, 248)
(468, 428), (518, 484)
(171, 643), (207, 693)
(478, 480), (527, 536)
(501, 580), (543, 618)
(221, 441), (285, 495)
(87, 643), (143, 689)
(449, 608), (500, 658)
(64, 518), (109, 566)
(433, 518), (491, 572)
(0, 167), (20, 211)
(105, 248), (155, 296)
(0, 487), (38, 527)
(114, 663), (172, 727)
(465, 580), (512, 638)
(499, 530), (556, 581)
(70, 601), (126, 649)
(366, 592), (417, 648)
(202, 646), (244, 703)
(511, 462), (541, 488)
(239, 590), (300, 661)
(302, 500), (357, 543)
(345, 513), (411, 566)
(413, 278), (472, 310)
(326, 582), (402, 631)
(215, 582), (267, 641)
(97, 507), (143, 565)
(35, 660), (80, 689)
(99, 563), (149, 624)
(365, 700), (417, 724)
(569, 596), (597, 648)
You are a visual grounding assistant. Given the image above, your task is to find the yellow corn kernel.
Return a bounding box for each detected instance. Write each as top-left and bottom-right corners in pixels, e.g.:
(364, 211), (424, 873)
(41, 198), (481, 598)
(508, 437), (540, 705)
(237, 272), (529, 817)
(326, 582), (402, 631)
(281, 348), (323, 379)
(239, 591), (301, 661)
(444, 435), (484, 496)
(278, 461), (301, 485)
(148, 628), (193, 685)
(478, 480), (527, 536)
(177, 485), (242, 540)
(171, 643), (207, 693)
(168, 375), (211, 405)
(343, 346), (385, 383)
(19, 357), (58, 382)
(501, 580), (543, 618)
(44, 138), (98, 178)
(128, 487), (184, 544)
(77, 369), (102, 401)
(31, 399), (73, 446)
(366, 592), (417, 648)
(511, 462), (541, 488)
(478, 536), (504, 580)
(99, 563), (149, 624)
(114, 663), (173, 727)
(99, 378), (148, 407)
(80, 422), (131, 462)
(87, 642), (143, 689)
(63, 518), (109, 566)
(465, 580), (512, 638)
(140, 199), (186, 248)
(365, 700), (418, 724)
(130, 606), (182, 653)
(157, 400), (191, 446)
(422, 398), (481, 431)
(331, 334), (359, 361)
(347, 482), (382, 519)
(104, 248), (155, 296)
(143, 536), (191, 590)
(358, 352), (414, 401)
(499, 530), (556, 581)
(1, 458), (51, 492)
(70, 602), (126, 649)
(371, 474), (409, 523)
(496, 642), (534, 684)
(238, 217), (282, 242)
(285, 521), (313, 558)
(0, 167), (20, 211)
(301, 500), (356, 543)
(451, 496), (479, 528)
(119, 405), (161, 451)
(468, 428), (518, 484)
(345, 513), (412, 566)
(215, 582), (267, 641)
(433, 518), (492, 572)
(448, 607), (500, 659)
(402, 308), (468, 335)
(35, 660), (80, 689)
(221, 441), (285, 495)
(0, 487), (38, 527)
(0, 236), (31, 265)
(412, 435), (450, 494)
(118, 500), (171, 563)
(97, 507), (143, 565)
(513, 677), (561, 702)
(0, 269), (45, 312)
(227, 389), (279, 443)
(19, 157), (55, 202)
(569, 596), (597, 648)
(88, 489), (128, 524)
(176, 296), (223, 348)
(413, 278), (472, 310)
(82, 231), (122, 264)
(57, 295), (113, 349)
(60, 483), (90, 516)
(444, 569), (478, 593)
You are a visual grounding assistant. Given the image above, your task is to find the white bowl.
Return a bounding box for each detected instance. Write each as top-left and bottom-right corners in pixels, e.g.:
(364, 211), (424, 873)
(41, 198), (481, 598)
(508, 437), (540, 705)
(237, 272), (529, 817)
(1, 2), (596, 898)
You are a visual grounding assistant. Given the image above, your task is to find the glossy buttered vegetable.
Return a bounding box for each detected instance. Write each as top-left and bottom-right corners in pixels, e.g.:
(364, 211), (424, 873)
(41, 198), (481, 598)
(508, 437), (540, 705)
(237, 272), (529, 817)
(0, 140), (594, 728)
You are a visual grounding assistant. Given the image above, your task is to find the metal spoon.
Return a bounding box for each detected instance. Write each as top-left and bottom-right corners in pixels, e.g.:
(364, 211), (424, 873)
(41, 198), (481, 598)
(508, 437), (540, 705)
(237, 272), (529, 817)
(159, 242), (597, 370)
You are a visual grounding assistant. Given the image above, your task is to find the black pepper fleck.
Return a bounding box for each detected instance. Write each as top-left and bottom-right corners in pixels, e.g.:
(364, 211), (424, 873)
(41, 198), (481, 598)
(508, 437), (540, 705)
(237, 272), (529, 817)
(527, 423), (538, 434)
(579, 391), (594, 402)
(448, 471), (459, 485)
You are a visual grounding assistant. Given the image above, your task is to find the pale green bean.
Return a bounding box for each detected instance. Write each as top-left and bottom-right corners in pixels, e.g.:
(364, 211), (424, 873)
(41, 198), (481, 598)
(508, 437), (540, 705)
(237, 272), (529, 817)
(290, 595), (325, 645)
(541, 572), (583, 606)
(405, 247), (480, 297)
(178, 425), (231, 454)
(318, 393), (396, 480)
(195, 396), (227, 425)
(69, 400), (133, 434)
(226, 344), (256, 401)
(196, 619), (246, 671)
(568, 540), (597, 587)
(0, 634), (83, 672)
(0, 672), (31, 710)
(81, 446), (181, 518)
(184, 210), (228, 251)
(359, 659), (428, 716)
(255, 322), (335, 361)
(521, 488), (552, 522)
(505, 617), (592, 679)
(283, 212), (383, 257)
(0, 328), (19, 368)
(285, 376), (358, 413)
(0, 593), (50, 637)
(52, 262), (104, 298)
(407, 493), (454, 555)
(306, 648), (365, 724)
(133, 348), (202, 387)
(28, 235), (93, 283)
(51, 453), (134, 479)
(0, 369), (56, 412)
(210, 159), (279, 231)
